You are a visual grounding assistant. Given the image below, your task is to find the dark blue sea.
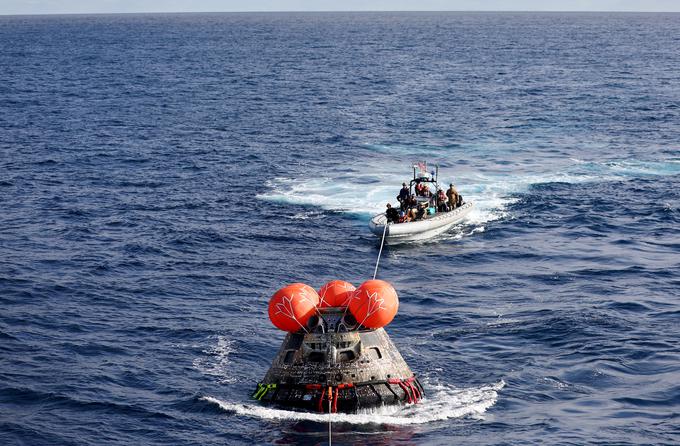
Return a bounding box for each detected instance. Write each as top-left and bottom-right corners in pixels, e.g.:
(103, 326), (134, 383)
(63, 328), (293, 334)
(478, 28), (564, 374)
(1, 12), (679, 445)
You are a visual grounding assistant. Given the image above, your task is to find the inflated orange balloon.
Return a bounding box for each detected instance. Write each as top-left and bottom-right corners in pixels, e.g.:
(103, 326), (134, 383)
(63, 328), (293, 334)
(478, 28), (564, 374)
(348, 280), (399, 328)
(268, 283), (320, 332)
(318, 280), (356, 308)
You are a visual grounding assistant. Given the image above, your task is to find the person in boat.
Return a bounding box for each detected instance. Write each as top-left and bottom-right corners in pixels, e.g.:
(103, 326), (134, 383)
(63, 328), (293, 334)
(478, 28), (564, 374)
(446, 183), (459, 210)
(407, 194), (418, 210)
(403, 194), (418, 220)
(415, 203), (427, 220)
(428, 190), (437, 208)
(406, 204), (426, 221)
(437, 189), (449, 212)
(397, 183), (410, 209)
(385, 203), (400, 223)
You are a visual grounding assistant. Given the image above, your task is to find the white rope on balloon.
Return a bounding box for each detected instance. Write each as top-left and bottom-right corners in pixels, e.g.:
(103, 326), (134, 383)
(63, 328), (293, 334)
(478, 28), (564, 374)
(273, 293), (310, 333)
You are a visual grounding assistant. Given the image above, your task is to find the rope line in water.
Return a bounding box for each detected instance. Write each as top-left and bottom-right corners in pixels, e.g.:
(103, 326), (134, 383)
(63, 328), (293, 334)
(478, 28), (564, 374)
(328, 390), (332, 446)
(332, 218), (386, 445)
(373, 220), (389, 280)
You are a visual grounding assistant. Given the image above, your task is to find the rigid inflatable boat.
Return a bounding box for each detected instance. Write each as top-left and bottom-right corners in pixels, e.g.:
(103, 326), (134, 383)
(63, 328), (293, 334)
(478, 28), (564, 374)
(369, 201), (473, 243)
(369, 163), (473, 243)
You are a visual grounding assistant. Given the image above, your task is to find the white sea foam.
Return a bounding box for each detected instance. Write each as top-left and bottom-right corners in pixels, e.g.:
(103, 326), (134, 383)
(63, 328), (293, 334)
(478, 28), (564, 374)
(486, 318), (521, 327)
(193, 336), (235, 384)
(257, 156), (680, 231)
(287, 210), (327, 220)
(202, 380), (505, 425)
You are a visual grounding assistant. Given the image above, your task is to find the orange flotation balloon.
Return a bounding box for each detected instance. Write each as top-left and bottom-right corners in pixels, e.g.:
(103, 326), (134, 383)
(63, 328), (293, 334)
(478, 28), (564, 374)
(348, 280), (399, 329)
(318, 280), (356, 308)
(268, 283), (320, 332)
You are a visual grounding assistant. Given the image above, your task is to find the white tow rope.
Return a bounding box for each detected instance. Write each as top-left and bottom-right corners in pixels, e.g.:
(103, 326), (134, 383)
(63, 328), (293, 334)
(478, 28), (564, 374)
(328, 396), (332, 446)
(373, 220), (389, 280)
(329, 219), (387, 445)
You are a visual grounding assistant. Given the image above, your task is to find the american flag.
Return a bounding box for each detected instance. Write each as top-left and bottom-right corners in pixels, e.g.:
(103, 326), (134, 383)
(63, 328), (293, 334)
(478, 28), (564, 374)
(416, 161), (427, 173)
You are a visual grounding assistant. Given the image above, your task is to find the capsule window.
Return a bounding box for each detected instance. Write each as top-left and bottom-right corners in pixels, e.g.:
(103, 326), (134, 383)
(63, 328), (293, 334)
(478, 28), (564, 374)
(368, 347), (382, 359)
(309, 352), (325, 363)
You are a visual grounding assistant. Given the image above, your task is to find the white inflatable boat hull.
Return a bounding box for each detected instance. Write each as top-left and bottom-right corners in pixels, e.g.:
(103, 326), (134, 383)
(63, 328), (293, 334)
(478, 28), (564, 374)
(368, 202), (474, 243)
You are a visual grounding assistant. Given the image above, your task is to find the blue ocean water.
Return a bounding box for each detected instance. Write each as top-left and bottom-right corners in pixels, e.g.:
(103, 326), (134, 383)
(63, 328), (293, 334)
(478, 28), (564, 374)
(1, 11), (679, 445)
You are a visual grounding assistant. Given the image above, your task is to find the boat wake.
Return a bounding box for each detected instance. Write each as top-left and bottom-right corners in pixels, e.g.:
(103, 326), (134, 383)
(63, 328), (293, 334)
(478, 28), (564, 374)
(257, 156), (680, 229)
(201, 380), (504, 425)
